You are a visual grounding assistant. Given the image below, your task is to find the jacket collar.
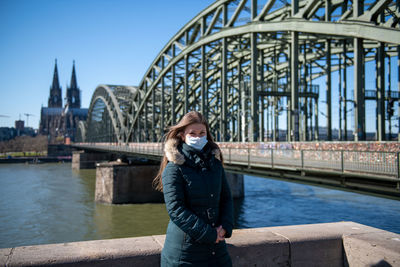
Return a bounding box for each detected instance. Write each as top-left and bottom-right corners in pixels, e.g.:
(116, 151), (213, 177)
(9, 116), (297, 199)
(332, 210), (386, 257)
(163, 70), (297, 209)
(164, 138), (221, 166)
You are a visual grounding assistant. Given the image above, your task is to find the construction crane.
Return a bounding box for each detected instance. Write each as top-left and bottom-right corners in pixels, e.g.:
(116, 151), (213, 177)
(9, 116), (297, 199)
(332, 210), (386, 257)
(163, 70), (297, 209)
(24, 113), (35, 128)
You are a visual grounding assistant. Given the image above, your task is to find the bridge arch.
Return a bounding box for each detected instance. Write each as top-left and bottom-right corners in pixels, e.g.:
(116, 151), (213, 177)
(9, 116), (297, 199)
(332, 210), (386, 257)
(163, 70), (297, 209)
(76, 121), (87, 142)
(85, 0), (400, 143)
(85, 85), (140, 143)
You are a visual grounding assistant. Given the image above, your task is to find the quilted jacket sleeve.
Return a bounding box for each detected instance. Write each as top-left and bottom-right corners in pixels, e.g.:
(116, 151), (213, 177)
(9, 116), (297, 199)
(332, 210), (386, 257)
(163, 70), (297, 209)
(219, 168), (234, 238)
(162, 162), (217, 244)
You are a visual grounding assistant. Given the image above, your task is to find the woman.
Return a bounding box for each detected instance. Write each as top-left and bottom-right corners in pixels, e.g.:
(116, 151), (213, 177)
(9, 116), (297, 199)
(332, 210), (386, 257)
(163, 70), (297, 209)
(153, 111), (234, 267)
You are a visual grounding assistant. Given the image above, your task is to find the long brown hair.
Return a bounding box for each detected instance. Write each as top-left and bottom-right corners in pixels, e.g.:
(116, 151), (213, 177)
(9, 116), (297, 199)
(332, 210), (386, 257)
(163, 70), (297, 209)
(153, 111), (222, 192)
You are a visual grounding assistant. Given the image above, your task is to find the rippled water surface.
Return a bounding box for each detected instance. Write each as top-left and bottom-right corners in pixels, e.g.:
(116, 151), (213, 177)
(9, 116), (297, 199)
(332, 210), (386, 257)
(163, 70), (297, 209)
(235, 176), (400, 233)
(0, 163), (399, 248)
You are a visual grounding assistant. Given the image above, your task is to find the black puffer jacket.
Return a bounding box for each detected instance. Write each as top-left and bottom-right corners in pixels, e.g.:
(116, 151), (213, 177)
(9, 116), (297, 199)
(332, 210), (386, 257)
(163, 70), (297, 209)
(161, 139), (234, 267)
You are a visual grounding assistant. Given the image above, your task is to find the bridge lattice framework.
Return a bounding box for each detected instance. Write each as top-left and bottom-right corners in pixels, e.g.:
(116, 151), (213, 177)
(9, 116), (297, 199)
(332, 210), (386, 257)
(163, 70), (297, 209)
(77, 0), (400, 144)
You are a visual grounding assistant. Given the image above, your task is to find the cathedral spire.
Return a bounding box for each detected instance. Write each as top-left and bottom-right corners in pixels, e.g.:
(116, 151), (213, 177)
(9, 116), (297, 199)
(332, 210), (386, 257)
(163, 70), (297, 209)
(66, 60), (81, 108)
(48, 59), (62, 108)
(52, 59), (61, 90)
(70, 60), (78, 89)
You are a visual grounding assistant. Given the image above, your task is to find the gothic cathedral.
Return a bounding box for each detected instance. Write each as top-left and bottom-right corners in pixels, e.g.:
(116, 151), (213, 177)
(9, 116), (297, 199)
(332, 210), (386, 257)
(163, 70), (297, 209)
(39, 60), (88, 142)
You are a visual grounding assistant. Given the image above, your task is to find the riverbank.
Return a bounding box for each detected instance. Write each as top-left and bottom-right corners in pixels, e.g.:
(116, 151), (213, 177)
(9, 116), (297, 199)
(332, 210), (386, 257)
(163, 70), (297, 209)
(0, 144), (73, 164)
(0, 156), (71, 164)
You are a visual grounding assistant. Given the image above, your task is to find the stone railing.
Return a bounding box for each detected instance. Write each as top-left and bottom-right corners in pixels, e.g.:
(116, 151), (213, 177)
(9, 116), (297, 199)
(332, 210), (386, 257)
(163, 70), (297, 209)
(2, 222), (399, 266)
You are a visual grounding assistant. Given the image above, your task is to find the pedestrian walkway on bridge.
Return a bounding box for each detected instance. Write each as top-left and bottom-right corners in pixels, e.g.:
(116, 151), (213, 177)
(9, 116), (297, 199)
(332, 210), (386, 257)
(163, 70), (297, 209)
(73, 141), (400, 199)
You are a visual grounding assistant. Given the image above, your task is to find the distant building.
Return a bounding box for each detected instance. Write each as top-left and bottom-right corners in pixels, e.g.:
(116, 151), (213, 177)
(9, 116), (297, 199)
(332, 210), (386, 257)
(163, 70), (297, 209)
(0, 122), (36, 141)
(0, 127), (17, 141)
(39, 60), (88, 142)
(14, 119), (35, 137)
(15, 120), (24, 132)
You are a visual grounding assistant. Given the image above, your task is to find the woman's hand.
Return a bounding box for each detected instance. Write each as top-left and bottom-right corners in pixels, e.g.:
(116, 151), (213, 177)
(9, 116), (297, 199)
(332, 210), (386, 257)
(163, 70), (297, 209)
(215, 225), (226, 243)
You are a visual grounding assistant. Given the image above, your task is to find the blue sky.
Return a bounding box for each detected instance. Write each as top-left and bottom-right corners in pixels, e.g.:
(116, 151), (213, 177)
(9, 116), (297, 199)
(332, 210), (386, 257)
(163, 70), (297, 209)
(0, 0), (215, 128)
(0, 0), (398, 135)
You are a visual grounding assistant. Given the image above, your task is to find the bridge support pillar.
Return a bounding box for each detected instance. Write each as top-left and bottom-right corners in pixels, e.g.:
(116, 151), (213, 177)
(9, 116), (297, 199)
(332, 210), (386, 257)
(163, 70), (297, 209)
(95, 162), (163, 204)
(72, 150), (111, 170)
(226, 172), (244, 198)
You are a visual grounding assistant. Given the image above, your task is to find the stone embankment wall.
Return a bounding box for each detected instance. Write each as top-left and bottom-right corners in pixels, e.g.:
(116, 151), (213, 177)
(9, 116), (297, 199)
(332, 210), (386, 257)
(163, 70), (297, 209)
(2, 222), (399, 266)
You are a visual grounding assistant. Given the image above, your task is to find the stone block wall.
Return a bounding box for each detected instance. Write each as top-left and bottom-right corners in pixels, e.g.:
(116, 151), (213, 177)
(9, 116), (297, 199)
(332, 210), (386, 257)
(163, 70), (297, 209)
(2, 222), (399, 267)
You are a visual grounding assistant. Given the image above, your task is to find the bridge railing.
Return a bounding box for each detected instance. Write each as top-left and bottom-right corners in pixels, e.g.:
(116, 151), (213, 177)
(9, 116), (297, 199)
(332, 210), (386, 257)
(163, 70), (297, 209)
(221, 147), (399, 179)
(75, 143), (400, 180)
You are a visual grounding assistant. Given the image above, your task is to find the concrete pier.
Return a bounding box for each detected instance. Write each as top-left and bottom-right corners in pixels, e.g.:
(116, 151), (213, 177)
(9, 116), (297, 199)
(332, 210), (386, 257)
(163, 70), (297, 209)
(95, 162), (244, 204)
(2, 222), (399, 266)
(226, 172), (244, 198)
(95, 162), (163, 204)
(72, 150), (111, 170)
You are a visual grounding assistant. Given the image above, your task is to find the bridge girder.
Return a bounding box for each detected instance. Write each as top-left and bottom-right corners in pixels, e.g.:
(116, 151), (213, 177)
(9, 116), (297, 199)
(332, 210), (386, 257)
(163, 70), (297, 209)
(84, 0), (400, 143)
(85, 85), (141, 143)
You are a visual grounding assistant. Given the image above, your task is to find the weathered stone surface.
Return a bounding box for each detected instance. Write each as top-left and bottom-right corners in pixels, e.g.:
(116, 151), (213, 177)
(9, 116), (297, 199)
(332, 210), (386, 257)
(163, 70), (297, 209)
(343, 229), (400, 267)
(267, 222), (383, 267)
(0, 248), (12, 266)
(227, 228), (290, 267)
(152, 235), (166, 248)
(3, 222), (400, 267)
(95, 163), (163, 204)
(71, 150), (83, 170)
(7, 236), (161, 267)
(72, 151), (110, 170)
(95, 165), (115, 203)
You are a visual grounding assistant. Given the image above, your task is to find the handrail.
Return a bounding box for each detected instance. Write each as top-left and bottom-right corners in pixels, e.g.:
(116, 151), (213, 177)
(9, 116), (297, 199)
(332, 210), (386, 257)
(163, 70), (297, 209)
(72, 142), (399, 180)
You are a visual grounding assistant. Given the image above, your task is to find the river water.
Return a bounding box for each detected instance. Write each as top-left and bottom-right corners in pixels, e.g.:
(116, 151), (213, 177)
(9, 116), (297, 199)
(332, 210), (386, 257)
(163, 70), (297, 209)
(0, 163), (399, 249)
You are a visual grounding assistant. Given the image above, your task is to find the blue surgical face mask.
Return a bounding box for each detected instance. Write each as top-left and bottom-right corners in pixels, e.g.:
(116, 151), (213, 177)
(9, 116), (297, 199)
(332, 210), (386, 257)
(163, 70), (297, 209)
(185, 135), (208, 151)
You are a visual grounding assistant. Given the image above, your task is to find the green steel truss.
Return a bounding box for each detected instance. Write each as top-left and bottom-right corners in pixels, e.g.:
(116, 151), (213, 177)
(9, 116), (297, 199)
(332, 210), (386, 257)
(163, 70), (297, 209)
(79, 0), (400, 144)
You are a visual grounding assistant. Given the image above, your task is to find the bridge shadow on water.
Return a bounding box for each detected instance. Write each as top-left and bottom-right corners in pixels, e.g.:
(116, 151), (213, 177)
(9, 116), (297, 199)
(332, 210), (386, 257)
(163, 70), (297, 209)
(233, 175), (400, 234)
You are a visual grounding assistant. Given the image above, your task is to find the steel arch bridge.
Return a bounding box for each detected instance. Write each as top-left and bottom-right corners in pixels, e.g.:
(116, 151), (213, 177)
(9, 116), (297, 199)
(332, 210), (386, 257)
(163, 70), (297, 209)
(78, 0), (400, 144)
